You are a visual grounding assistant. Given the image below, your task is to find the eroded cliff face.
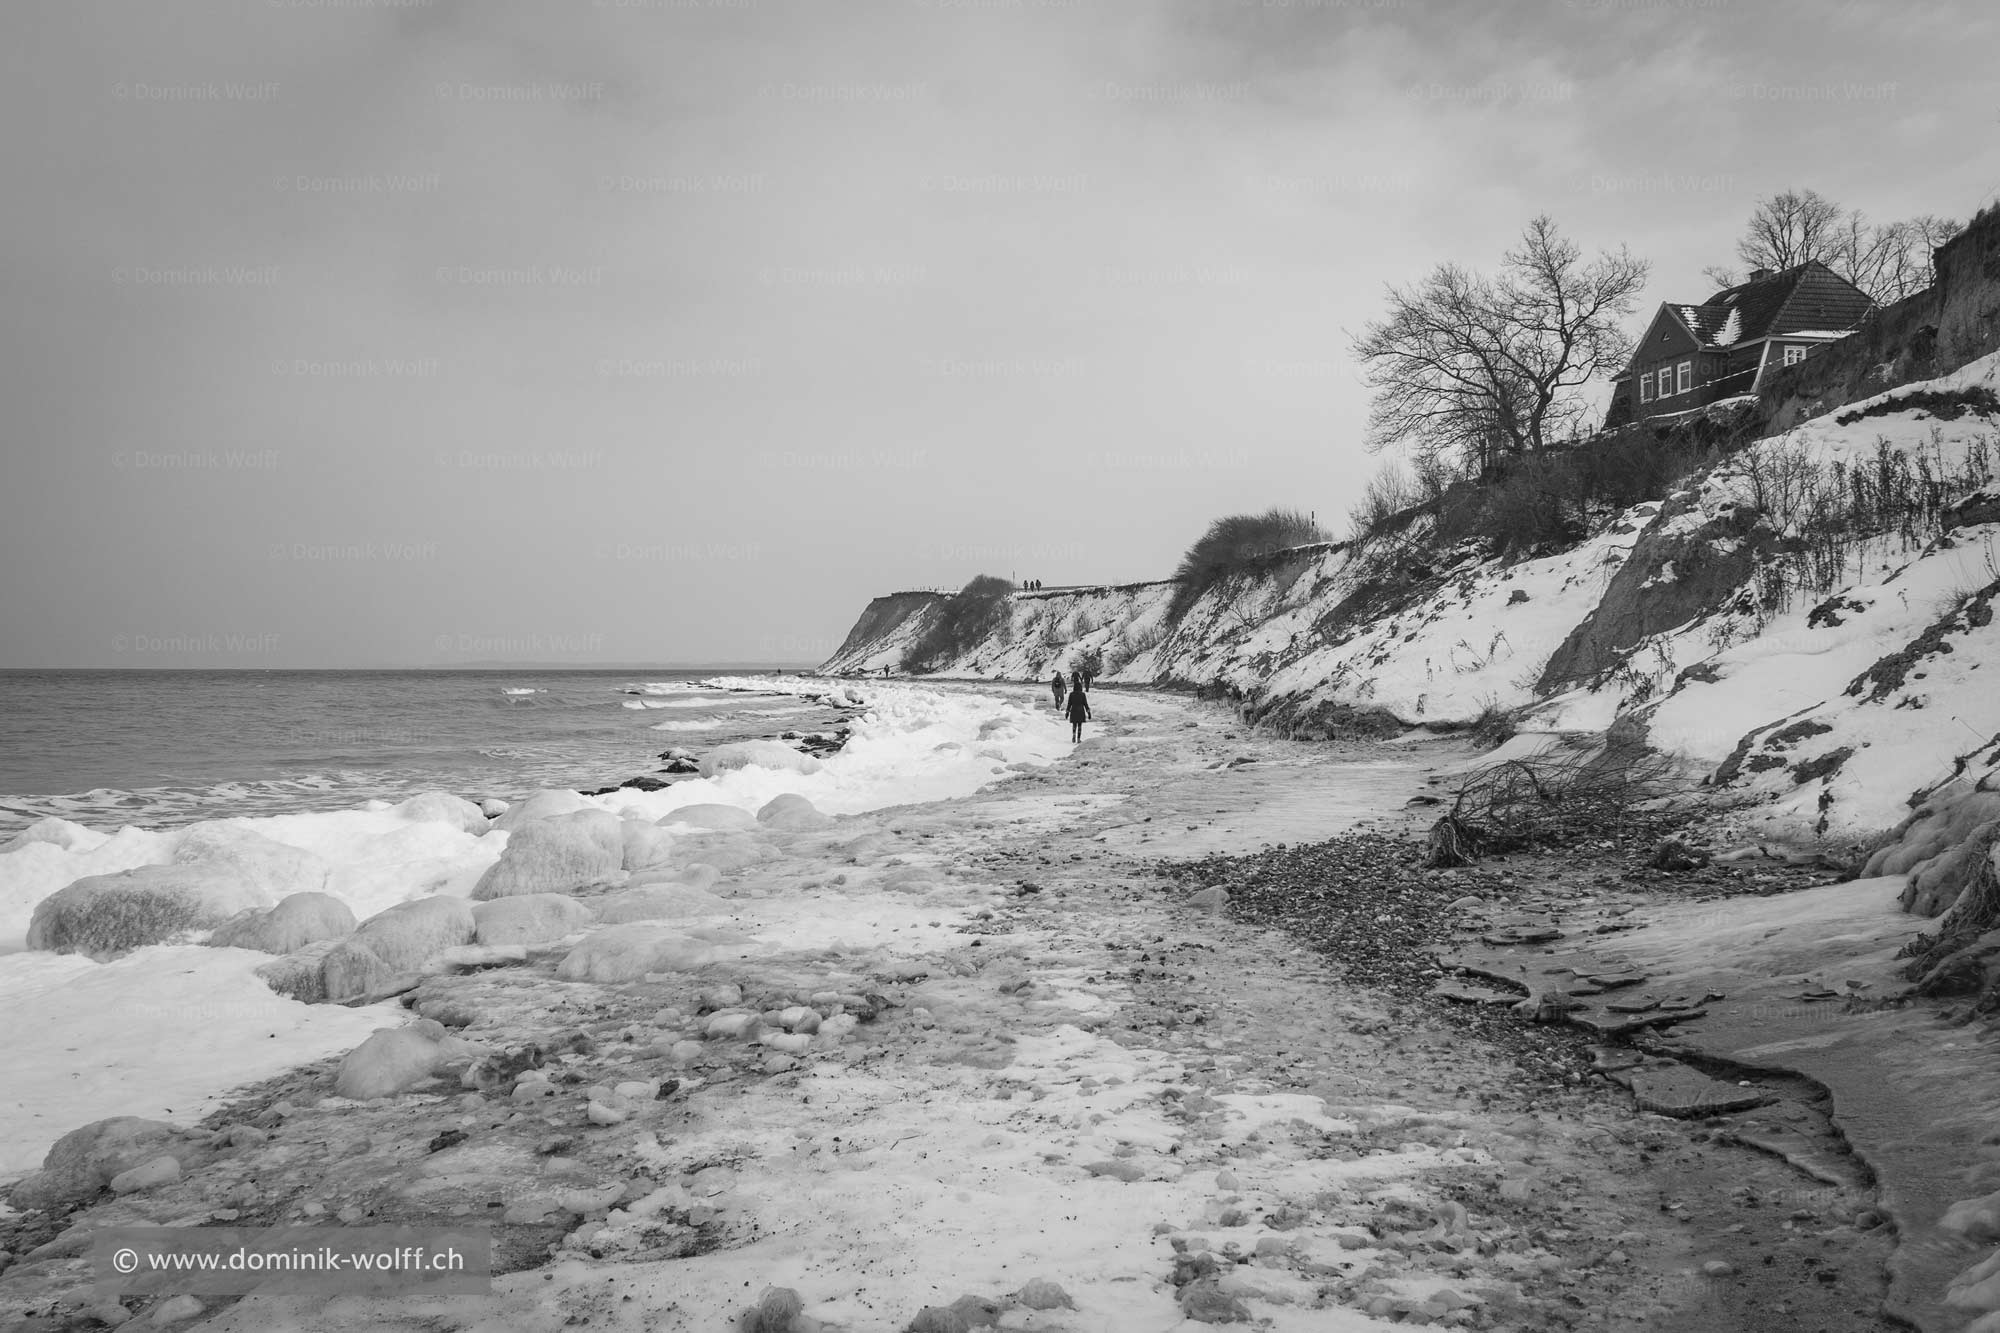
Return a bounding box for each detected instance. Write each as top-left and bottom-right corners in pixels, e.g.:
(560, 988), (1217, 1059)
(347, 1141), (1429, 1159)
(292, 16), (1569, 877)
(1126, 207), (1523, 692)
(822, 591), (947, 672)
(825, 352), (2000, 851)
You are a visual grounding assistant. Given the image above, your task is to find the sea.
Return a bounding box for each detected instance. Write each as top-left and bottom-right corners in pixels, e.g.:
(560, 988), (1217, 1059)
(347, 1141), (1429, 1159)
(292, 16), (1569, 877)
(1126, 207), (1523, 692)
(0, 668), (843, 837)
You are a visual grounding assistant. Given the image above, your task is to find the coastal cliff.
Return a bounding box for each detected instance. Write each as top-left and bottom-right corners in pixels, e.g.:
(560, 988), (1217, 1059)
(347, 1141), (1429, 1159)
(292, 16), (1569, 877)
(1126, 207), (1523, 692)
(825, 349), (2000, 861)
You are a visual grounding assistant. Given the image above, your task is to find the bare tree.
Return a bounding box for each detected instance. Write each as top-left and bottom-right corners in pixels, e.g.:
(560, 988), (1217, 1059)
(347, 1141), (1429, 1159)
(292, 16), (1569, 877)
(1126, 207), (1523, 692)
(1352, 215), (1647, 477)
(1736, 187), (1846, 273)
(1715, 189), (1961, 301)
(1852, 214), (1960, 302)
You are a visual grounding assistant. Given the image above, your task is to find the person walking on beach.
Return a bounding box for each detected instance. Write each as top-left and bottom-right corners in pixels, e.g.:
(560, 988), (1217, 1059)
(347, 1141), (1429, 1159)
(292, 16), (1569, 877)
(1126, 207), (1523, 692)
(1064, 678), (1091, 742)
(1050, 670), (1066, 712)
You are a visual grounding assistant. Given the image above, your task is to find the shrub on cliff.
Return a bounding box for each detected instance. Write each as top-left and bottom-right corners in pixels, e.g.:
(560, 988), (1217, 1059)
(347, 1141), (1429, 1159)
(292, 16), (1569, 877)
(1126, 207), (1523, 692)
(1167, 509), (1327, 621)
(1434, 433), (1710, 556)
(900, 574), (1016, 673)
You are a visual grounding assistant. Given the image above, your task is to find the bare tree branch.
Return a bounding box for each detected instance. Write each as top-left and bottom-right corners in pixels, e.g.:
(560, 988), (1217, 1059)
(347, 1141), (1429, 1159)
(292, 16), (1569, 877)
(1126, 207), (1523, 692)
(1352, 216), (1646, 475)
(1727, 188), (1960, 302)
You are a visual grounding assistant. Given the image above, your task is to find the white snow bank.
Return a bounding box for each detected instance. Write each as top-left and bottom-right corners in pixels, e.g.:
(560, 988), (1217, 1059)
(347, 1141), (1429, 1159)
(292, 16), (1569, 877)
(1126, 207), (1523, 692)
(581, 678), (1071, 822)
(0, 947), (390, 1176)
(0, 807), (500, 954)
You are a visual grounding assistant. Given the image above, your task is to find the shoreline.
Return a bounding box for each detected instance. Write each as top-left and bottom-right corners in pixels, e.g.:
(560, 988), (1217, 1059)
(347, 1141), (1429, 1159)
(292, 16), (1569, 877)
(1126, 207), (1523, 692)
(0, 682), (1981, 1331)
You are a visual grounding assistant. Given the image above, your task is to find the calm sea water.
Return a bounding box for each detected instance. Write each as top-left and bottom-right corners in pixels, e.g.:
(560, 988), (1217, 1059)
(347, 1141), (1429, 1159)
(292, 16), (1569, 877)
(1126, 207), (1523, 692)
(0, 669), (837, 835)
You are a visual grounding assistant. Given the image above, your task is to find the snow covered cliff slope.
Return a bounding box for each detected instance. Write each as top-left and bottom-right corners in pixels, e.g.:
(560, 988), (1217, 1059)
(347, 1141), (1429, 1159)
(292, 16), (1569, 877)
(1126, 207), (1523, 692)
(826, 351), (2000, 852)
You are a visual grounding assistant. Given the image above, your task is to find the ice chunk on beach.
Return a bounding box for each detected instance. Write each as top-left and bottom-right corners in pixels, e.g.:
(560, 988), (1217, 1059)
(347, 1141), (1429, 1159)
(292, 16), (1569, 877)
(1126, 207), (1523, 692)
(472, 893), (595, 945)
(391, 791), (490, 836)
(659, 803), (757, 831)
(698, 740), (824, 779)
(1, 817), (110, 856)
(620, 821), (678, 871)
(206, 891), (357, 955)
(491, 789), (591, 831)
(757, 792), (833, 832)
(555, 923), (722, 982)
(29, 858), (287, 959)
(473, 810), (623, 899)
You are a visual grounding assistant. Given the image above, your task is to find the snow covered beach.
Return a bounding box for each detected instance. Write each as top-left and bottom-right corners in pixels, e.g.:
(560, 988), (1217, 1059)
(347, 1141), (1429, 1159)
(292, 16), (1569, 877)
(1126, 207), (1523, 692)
(0, 678), (1989, 1331)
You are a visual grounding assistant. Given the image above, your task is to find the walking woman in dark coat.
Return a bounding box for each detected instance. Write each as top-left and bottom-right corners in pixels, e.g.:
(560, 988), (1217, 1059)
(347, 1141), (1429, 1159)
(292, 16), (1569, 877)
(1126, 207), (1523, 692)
(1050, 670), (1066, 712)
(1064, 680), (1091, 742)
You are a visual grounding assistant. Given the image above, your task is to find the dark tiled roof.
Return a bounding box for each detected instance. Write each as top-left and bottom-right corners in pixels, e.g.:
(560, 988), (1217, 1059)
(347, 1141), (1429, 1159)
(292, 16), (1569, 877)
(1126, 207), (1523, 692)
(1688, 260), (1872, 347)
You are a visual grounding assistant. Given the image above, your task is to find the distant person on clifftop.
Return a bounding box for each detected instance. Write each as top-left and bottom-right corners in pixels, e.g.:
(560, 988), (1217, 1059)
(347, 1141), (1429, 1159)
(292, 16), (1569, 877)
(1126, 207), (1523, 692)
(1050, 671), (1066, 711)
(1065, 681), (1092, 742)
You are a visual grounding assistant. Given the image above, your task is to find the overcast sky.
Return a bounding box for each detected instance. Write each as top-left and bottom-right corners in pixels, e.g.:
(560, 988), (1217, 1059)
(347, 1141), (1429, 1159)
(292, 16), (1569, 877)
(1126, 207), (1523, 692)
(2, 0), (1995, 668)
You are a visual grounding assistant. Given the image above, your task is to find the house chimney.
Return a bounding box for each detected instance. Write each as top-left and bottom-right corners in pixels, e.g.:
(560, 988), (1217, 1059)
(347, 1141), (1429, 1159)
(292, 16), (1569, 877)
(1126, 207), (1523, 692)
(1749, 267), (1773, 282)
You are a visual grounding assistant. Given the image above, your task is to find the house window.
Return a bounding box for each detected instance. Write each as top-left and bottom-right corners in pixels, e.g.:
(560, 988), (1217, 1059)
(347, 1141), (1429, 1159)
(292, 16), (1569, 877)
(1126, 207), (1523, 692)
(1657, 368), (1674, 398)
(1782, 345), (1807, 366)
(1677, 360), (1692, 393)
(1639, 373), (1653, 403)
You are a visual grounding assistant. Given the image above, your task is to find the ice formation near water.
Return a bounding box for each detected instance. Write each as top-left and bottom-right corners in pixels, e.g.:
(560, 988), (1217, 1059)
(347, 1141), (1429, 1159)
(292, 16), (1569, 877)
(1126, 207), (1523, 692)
(0, 679), (1068, 1175)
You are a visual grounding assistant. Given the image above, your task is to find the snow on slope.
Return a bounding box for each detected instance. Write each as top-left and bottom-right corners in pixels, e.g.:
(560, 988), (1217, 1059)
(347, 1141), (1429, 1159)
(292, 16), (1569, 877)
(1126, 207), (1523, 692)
(825, 350), (2000, 847)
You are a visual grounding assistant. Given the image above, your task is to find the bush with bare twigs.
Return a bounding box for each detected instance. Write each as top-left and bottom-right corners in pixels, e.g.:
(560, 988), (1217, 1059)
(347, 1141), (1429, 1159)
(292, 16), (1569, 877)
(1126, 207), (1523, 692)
(1422, 740), (1682, 867)
(1168, 508), (1327, 621)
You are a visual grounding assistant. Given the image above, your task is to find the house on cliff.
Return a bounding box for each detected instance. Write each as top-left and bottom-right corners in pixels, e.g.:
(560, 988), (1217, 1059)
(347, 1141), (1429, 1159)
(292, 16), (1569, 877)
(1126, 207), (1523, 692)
(1603, 260), (1874, 429)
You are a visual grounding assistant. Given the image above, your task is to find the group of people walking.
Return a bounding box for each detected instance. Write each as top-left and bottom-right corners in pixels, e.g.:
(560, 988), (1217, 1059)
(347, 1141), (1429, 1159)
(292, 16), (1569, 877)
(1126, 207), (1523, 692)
(1023, 579), (1046, 591)
(1051, 668), (1093, 742)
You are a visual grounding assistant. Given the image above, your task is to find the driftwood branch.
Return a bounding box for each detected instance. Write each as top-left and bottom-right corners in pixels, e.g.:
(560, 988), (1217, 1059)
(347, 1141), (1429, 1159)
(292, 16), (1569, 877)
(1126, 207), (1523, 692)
(1423, 740), (1680, 867)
